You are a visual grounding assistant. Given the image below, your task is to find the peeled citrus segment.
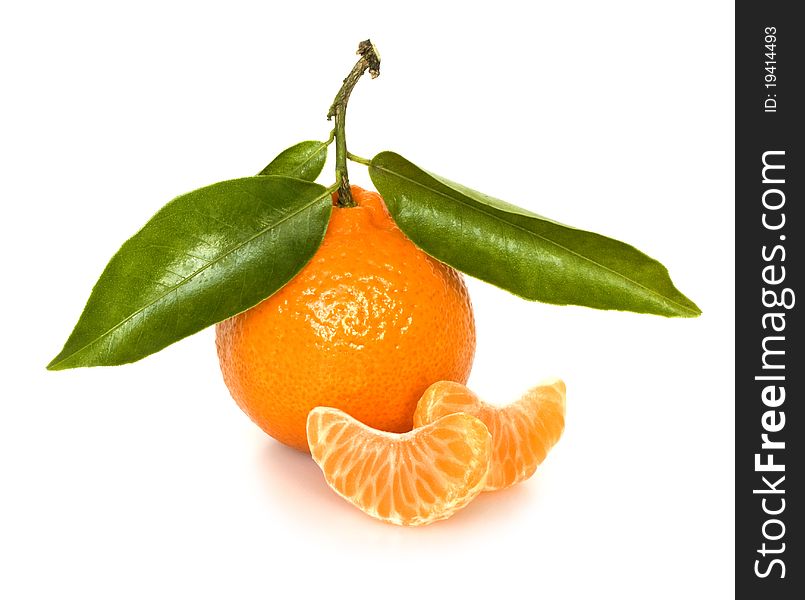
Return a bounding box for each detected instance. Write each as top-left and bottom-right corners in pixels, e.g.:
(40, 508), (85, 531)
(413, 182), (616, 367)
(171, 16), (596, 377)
(414, 379), (566, 491)
(307, 407), (491, 526)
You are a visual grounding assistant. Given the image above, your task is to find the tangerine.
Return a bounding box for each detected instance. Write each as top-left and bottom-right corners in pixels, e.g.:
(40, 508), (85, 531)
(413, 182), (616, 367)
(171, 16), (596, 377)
(216, 186), (476, 450)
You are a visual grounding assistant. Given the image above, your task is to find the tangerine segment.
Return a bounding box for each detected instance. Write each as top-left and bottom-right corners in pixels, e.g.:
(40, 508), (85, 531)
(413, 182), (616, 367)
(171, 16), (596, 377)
(307, 407), (491, 527)
(413, 380), (566, 491)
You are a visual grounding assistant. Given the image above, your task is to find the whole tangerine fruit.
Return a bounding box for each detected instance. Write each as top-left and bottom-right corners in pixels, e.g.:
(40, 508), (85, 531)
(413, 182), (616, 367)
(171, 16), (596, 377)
(215, 185), (476, 450)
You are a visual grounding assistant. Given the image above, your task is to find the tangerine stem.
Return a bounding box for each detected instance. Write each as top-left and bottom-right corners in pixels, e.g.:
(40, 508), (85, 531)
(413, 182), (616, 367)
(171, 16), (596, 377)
(327, 40), (380, 208)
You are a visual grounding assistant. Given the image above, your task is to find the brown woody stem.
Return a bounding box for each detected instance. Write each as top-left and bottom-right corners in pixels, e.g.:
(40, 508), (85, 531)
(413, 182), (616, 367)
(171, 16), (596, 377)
(327, 39), (381, 207)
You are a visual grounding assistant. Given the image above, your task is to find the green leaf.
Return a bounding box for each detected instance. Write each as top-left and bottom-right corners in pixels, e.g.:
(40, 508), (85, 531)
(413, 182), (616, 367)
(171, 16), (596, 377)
(48, 176), (332, 370)
(259, 140), (328, 181)
(369, 151), (700, 318)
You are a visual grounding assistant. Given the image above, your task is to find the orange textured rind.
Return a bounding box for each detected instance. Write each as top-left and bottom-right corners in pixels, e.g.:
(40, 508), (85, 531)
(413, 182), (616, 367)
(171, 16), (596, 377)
(307, 407), (492, 526)
(414, 379), (566, 491)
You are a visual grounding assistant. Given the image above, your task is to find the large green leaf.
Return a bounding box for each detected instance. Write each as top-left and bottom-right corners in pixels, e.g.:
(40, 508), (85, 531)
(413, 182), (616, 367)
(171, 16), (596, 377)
(259, 140), (328, 180)
(369, 151), (700, 318)
(48, 176), (332, 370)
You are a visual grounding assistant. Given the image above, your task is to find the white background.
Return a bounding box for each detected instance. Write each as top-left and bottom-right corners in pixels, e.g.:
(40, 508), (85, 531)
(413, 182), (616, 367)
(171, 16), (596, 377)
(1, 1), (734, 598)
